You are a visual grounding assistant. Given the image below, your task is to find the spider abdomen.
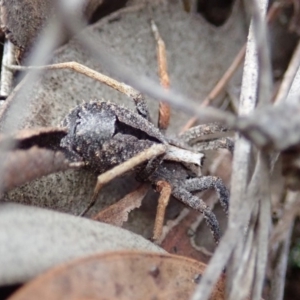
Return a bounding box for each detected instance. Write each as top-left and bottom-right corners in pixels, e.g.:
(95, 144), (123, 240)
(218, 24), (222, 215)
(60, 101), (163, 174)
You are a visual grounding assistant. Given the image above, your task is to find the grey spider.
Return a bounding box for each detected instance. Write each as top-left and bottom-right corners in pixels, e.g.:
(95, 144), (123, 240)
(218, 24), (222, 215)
(9, 21), (231, 243)
(59, 99), (230, 243)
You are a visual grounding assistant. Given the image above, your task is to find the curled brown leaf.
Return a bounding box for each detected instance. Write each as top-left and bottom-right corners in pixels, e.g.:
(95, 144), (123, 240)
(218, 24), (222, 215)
(8, 251), (226, 300)
(0, 127), (67, 150)
(0, 147), (71, 192)
(92, 184), (149, 226)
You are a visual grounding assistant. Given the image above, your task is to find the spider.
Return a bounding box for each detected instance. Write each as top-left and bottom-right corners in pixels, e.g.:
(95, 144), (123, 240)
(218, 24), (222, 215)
(8, 21), (231, 244)
(56, 21), (231, 244)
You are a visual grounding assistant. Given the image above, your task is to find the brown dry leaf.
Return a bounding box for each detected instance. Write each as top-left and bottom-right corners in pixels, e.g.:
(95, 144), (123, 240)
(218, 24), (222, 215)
(0, 127), (67, 149)
(92, 184), (149, 226)
(0, 127), (72, 192)
(0, 147), (70, 192)
(160, 209), (211, 262)
(8, 251), (226, 300)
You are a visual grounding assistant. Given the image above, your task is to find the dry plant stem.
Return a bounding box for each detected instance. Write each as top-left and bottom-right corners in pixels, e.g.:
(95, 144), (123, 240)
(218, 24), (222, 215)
(227, 206), (256, 299)
(192, 0), (269, 299)
(7, 62), (141, 99)
(1, 18), (66, 135)
(252, 153), (271, 300)
(227, 0), (271, 298)
(0, 16), (66, 192)
(151, 20), (171, 131)
(81, 144), (167, 216)
(152, 180), (172, 242)
(191, 153), (263, 300)
(274, 40), (300, 104)
(230, 0), (268, 248)
(244, 0), (273, 107)
(227, 153), (270, 300)
(269, 218), (294, 300)
(0, 40), (16, 97)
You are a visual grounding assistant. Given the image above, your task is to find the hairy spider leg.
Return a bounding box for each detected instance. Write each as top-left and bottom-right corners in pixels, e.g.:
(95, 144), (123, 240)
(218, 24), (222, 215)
(180, 123), (228, 142)
(192, 137), (234, 154)
(80, 144), (167, 216)
(180, 123), (234, 153)
(184, 176), (230, 214)
(172, 186), (221, 243)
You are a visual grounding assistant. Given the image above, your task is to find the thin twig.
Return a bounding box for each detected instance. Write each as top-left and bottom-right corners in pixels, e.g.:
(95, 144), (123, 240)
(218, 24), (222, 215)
(226, 205), (257, 299)
(269, 216), (294, 300)
(6, 62), (140, 99)
(0, 41), (16, 97)
(252, 153), (271, 300)
(180, 44), (246, 132)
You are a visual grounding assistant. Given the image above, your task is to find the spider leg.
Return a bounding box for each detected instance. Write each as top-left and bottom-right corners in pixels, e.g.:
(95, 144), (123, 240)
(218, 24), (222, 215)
(184, 176), (229, 214)
(152, 180), (172, 242)
(80, 144), (166, 216)
(151, 20), (171, 132)
(136, 154), (165, 182)
(179, 123), (228, 144)
(192, 137), (234, 154)
(172, 186), (221, 243)
(179, 122), (233, 153)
